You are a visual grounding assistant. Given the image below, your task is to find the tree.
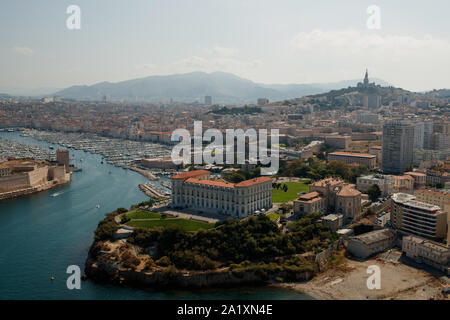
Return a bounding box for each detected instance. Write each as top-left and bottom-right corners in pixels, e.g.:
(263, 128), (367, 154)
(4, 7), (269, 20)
(367, 184), (381, 202)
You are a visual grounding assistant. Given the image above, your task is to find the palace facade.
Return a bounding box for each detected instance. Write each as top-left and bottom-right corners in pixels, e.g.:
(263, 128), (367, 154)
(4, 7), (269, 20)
(171, 170), (272, 218)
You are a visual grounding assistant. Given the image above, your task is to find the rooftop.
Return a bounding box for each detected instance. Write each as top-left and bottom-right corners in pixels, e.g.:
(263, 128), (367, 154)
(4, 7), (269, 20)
(336, 185), (361, 197)
(351, 229), (395, 245)
(171, 170), (210, 180)
(404, 171), (426, 177)
(185, 177), (234, 189)
(403, 235), (449, 252)
(329, 151), (376, 159)
(310, 177), (344, 188)
(235, 176), (272, 187)
(392, 193), (441, 211)
(414, 189), (450, 199)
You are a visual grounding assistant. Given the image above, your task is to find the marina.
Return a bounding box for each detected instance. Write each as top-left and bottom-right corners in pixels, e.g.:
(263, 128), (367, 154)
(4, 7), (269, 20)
(0, 131), (308, 300)
(24, 129), (173, 169)
(0, 136), (56, 161)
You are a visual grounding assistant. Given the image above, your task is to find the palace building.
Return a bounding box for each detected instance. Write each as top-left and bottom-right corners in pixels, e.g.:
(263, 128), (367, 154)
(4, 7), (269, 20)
(293, 177), (362, 223)
(170, 170), (272, 218)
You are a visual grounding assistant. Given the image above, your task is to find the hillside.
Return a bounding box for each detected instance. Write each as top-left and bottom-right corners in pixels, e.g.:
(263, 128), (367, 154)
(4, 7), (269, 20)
(55, 71), (390, 104)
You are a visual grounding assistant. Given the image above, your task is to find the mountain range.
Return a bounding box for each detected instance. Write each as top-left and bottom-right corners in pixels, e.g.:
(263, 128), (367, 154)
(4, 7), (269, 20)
(54, 72), (391, 104)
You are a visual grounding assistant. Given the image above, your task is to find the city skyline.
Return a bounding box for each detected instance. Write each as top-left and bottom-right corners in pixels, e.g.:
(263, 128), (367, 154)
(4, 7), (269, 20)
(0, 0), (449, 94)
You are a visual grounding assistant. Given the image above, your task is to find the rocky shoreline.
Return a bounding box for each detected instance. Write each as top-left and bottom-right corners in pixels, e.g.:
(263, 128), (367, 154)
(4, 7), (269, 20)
(85, 253), (314, 290)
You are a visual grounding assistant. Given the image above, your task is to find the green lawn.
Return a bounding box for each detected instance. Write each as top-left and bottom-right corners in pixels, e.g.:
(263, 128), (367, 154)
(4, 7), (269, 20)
(272, 182), (309, 203)
(126, 209), (163, 220)
(127, 218), (215, 232)
(267, 212), (282, 221)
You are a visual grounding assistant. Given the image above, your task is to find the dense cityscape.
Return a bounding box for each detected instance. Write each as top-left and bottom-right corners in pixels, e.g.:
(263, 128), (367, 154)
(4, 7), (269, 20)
(1, 69), (449, 301)
(1, 0), (449, 313)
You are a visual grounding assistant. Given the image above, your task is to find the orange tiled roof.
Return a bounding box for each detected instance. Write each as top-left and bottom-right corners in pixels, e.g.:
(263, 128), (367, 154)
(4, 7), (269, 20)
(171, 170), (210, 180)
(337, 185), (361, 197)
(329, 152), (375, 158)
(310, 177), (343, 188)
(298, 191), (320, 200)
(415, 189), (450, 199)
(394, 175), (414, 181)
(404, 171), (426, 177)
(235, 177), (272, 187)
(185, 178), (235, 188)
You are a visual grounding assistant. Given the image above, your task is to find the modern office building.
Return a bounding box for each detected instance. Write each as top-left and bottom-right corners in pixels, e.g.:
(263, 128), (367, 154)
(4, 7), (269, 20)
(391, 193), (447, 240)
(382, 120), (414, 174)
(171, 170), (272, 218)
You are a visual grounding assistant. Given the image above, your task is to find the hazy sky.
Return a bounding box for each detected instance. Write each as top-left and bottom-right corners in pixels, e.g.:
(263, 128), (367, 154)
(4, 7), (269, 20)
(1, 0), (449, 92)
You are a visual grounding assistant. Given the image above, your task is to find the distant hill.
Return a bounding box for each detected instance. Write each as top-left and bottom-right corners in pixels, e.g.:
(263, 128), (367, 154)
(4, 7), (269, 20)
(0, 87), (61, 97)
(55, 72), (391, 104)
(426, 89), (450, 98)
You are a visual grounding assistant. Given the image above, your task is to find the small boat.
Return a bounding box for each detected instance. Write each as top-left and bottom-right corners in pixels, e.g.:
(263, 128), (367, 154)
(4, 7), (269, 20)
(108, 171), (112, 174)
(49, 146), (54, 150)
(50, 275), (54, 281)
(96, 204), (100, 209)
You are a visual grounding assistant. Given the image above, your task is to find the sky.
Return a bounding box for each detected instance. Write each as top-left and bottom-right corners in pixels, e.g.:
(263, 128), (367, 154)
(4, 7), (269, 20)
(0, 0), (449, 93)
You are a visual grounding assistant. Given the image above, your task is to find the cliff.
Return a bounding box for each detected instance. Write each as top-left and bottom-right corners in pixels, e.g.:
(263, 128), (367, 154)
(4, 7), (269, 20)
(85, 254), (313, 289)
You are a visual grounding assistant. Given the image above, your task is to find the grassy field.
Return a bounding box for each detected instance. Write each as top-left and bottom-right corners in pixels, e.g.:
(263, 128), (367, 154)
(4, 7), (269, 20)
(126, 209), (163, 219)
(272, 181), (309, 203)
(267, 212), (282, 221)
(127, 218), (215, 232)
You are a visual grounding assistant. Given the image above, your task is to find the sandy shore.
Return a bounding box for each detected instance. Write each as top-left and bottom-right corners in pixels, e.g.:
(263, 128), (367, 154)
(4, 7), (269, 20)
(276, 254), (448, 300)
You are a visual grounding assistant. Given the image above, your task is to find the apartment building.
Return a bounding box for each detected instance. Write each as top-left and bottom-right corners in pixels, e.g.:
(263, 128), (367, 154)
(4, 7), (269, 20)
(391, 193), (447, 240)
(171, 170), (272, 218)
(404, 171), (426, 189)
(413, 189), (450, 214)
(382, 120), (414, 174)
(402, 235), (449, 274)
(356, 174), (394, 196)
(393, 175), (414, 194)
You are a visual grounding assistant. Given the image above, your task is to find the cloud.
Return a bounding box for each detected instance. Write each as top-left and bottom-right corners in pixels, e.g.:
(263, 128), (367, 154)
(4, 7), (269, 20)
(286, 29), (450, 90)
(12, 46), (35, 56)
(133, 46), (261, 78)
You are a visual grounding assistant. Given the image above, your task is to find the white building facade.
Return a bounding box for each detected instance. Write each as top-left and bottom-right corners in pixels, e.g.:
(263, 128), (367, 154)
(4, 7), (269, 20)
(171, 170), (272, 219)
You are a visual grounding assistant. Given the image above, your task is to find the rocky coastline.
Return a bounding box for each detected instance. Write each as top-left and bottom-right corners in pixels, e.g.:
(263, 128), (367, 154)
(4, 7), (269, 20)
(84, 250), (314, 290)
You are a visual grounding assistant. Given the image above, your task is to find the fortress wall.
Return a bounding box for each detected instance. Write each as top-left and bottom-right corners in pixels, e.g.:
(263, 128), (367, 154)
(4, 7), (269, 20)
(27, 167), (48, 187)
(48, 166), (69, 183)
(0, 173), (30, 193)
